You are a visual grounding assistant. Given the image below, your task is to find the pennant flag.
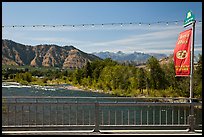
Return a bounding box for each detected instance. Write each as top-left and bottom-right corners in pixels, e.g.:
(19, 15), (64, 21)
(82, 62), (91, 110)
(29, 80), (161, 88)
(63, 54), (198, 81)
(174, 28), (192, 76)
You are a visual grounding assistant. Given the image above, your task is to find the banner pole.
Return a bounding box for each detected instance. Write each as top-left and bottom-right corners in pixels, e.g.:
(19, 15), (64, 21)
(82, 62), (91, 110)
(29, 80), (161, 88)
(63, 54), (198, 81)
(188, 20), (195, 132)
(190, 21), (195, 103)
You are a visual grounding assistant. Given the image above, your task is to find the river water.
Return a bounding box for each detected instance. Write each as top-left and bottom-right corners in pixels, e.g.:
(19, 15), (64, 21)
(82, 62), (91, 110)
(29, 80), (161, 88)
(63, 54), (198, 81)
(2, 82), (113, 97)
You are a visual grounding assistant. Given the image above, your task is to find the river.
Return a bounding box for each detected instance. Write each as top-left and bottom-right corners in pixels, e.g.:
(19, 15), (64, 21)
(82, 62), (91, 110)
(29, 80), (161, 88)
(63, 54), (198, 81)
(2, 82), (113, 97)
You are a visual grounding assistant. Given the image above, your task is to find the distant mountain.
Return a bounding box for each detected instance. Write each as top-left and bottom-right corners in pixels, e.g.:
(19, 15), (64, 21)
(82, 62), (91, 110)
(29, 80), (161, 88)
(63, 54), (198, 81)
(92, 51), (167, 65)
(2, 39), (101, 69)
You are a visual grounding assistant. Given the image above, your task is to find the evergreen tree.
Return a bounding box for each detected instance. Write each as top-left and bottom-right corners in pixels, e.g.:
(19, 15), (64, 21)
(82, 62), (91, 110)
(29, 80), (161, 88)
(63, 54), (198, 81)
(83, 61), (92, 78)
(137, 68), (146, 94)
(146, 56), (166, 90)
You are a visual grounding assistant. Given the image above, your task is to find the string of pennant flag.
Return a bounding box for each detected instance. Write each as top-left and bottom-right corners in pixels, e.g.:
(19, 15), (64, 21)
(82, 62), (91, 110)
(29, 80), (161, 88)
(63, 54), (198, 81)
(2, 20), (202, 28)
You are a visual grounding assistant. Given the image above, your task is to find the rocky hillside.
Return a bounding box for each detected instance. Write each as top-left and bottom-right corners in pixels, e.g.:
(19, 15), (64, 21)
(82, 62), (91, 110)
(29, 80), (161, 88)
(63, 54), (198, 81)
(2, 39), (101, 69)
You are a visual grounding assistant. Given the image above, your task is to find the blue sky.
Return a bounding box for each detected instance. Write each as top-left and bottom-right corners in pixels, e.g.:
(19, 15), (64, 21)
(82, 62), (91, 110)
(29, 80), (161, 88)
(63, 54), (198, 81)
(2, 2), (202, 55)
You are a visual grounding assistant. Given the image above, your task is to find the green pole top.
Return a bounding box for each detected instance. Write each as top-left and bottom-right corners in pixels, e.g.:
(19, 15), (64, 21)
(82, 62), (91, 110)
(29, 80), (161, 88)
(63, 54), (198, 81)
(183, 10), (195, 28)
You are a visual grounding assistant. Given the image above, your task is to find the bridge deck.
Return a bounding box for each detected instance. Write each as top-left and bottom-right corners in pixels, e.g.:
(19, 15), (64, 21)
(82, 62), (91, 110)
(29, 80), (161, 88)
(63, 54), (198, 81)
(2, 129), (202, 135)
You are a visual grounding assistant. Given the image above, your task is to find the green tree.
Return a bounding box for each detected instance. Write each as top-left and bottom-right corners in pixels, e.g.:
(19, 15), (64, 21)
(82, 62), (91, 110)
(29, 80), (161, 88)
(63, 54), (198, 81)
(14, 73), (21, 83)
(146, 56), (167, 90)
(98, 66), (113, 91)
(174, 77), (190, 97)
(91, 60), (104, 81)
(137, 68), (146, 94)
(23, 72), (32, 82)
(72, 69), (84, 85)
(193, 54), (202, 98)
(83, 61), (92, 78)
(103, 58), (118, 66)
(161, 60), (176, 90)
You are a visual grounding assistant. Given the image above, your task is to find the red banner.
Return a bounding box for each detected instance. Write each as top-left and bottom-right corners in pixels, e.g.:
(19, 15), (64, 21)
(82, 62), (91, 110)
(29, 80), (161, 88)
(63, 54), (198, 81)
(174, 28), (192, 76)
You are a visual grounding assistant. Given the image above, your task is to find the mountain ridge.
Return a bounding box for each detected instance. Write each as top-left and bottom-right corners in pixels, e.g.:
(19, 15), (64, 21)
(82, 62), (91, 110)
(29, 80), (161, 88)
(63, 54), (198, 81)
(92, 51), (167, 65)
(2, 39), (101, 69)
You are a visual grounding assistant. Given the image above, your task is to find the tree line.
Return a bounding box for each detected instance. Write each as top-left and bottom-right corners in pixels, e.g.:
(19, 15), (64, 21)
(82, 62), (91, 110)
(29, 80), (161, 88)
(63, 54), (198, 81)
(2, 55), (202, 98)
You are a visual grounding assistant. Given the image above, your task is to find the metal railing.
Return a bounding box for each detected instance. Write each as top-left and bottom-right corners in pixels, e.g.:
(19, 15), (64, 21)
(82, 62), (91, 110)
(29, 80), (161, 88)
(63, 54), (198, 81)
(2, 96), (202, 132)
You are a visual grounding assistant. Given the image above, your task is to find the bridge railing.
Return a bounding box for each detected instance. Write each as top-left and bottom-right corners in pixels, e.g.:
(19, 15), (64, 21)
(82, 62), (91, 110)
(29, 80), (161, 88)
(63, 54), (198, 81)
(2, 96), (202, 131)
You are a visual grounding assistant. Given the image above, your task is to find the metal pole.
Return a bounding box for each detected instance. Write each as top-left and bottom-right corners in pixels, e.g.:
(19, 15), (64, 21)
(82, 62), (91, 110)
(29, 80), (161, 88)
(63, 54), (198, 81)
(190, 21), (195, 104)
(188, 20), (195, 132)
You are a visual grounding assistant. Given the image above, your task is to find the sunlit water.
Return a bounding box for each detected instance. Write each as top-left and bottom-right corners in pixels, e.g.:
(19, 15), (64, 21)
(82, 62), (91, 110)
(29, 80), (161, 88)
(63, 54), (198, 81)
(2, 82), (112, 97)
